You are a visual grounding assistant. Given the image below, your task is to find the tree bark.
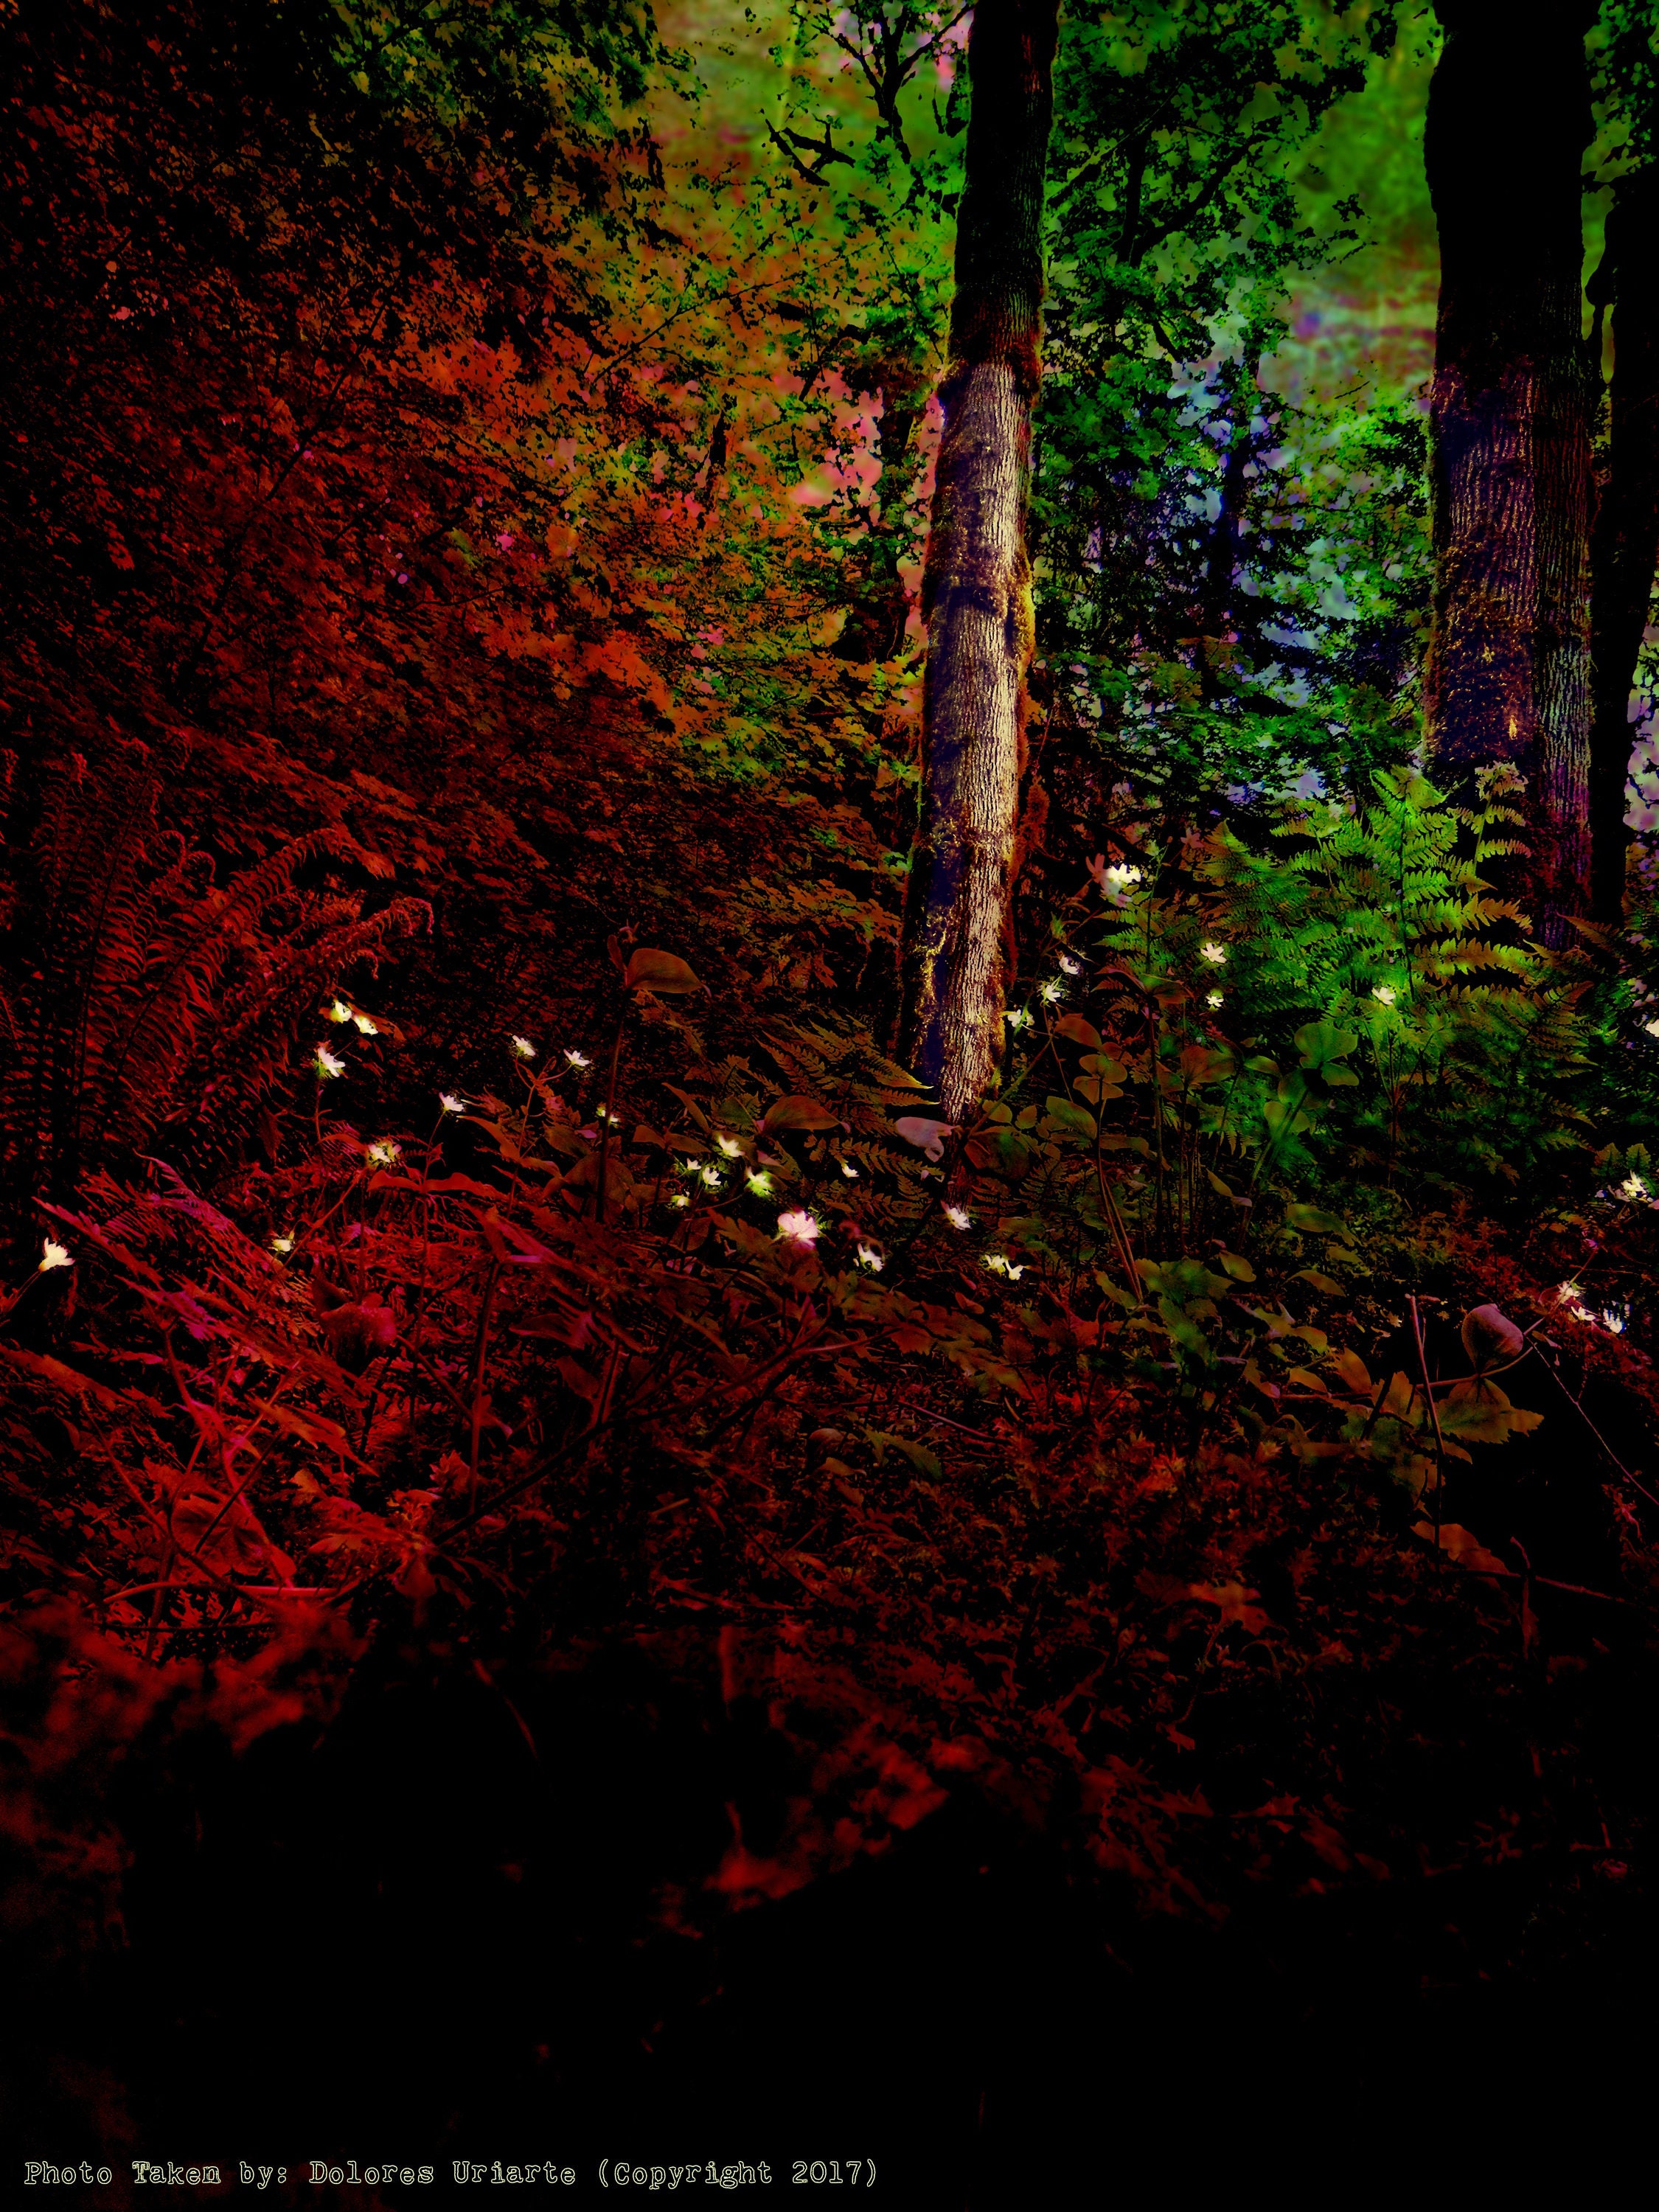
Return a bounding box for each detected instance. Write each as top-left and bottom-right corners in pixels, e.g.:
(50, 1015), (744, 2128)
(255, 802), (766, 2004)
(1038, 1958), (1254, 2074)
(897, 0), (1059, 1119)
(1588, 161), (1659, 923)
(1423, 1), (1597, 942)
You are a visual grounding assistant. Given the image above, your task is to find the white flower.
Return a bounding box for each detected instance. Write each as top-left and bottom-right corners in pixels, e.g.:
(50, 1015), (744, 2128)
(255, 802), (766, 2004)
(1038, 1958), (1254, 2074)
(776, 1209), (820, 1249)
(1602, 1309), (1627, 1335)
(314, 1043), (345, 1079)
(366, 1138), (401, 1168)
(1646, 1019), (1659, 1040)
(700, 1164), (723, 1187)
(716, 1134), (742, 1158)
(669, 1192), (691, 1208)
(746, 1170), (774, 1196)
(856, 1243), (885, 1272)
(1618, 1173), (1649, 1202)
(509, 1034), (537, 1060)
(352, 1012), (380, 1036)
(271, 1234), (294, 1256)
(1104, 863), (1143, 891)
(1040, 980), (1062, 1004)
(944, 1203), (973, 1231)
(1200, 942), (1228, 967)
(840, 1158), (860, 1179)
(327, 998), (353, 1025)
(1557, 1281), (1594, 1322)
(1058, 955), (1082, 977)
(1207, 991), (1224, 1010)
(439, 1092), (467, 1115)
(563, 1048), (591, 1068)
(1005, 1006), (1031, 1032)
(1373, 985), (1397, 1007)
(38, 1239), (73, 1273)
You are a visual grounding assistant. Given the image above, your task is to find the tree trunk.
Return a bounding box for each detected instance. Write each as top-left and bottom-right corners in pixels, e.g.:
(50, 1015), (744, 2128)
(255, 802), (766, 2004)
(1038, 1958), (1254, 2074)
(1423, 1), (1597, 942)
(1588, 161), (1659, 923)
(897, 0), (1059, 1119)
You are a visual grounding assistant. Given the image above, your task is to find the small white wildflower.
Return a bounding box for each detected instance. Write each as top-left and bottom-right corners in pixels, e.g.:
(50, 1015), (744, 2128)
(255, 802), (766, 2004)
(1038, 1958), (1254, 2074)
(355, 1012), (380, 1036)
(593, 1102), (609, 1120)
(841, 1158), (860, 1179)
(1207, 990), (1224, 1010)
(1200, 941), (1227, 967)
(439, 1092), (467, 1115)
(270, 1234), (294, 1256)
(1005, 1006), (1031, 1032)
(38, 1239), (73, 1273)
(1373, 985), (1397, 1007)
(314, 1042), (346, 1079)
(1646, 1019), (1659, 1040)
(944, 1203), (972, 1231)
(1058, 954), (1082, 977)
(746, 1170), (775, 1196)
(1603, 1309), (1627, 1335)
(776, 1209), (820, 1250)
(327, 998), (353, 1025)
(1040, 980), (1062, 1004)
(563, 1048), (591, 1068)
(716, 1134), (742, 1158)
(700, 1164), (723, 1188)
(1619, 1173), (1649, 1201)
(1104, 863), (1143, 891)
(669, 1192), (691, 1208)
(984, 1253), (1007, 1276)
(856, 1243), (885, 1272)
(509, 1034), (537, 1060)
(366, 1138), (401, 1168)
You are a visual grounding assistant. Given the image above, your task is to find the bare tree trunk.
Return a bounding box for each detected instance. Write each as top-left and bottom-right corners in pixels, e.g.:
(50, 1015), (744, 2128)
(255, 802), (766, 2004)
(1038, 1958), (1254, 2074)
(897, 0), (1059, 1119)
(1589, 161), (1659, 923)
(1423, 1), (1596, 942)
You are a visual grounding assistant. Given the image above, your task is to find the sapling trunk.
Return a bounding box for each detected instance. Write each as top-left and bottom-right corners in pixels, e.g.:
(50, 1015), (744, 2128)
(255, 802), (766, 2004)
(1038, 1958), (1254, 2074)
(897, 0), (1060, 1120)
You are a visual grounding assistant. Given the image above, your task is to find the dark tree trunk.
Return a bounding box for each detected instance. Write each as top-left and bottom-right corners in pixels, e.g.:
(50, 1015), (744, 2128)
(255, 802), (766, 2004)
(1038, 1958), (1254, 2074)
(897, 0), (1060, 1119)
(1423, 1), (1597, 941)
(1588, 161), (1659, 923)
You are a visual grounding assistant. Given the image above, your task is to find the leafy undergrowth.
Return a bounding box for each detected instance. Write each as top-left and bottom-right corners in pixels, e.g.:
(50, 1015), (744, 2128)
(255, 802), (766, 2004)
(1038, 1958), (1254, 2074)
(7, 877), (1659, 2157)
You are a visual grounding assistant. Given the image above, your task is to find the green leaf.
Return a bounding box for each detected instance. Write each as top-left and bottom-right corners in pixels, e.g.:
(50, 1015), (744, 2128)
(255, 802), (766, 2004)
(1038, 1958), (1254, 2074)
(1284, 1203), (1352, 1239)
(1054, 1012), (1103, 1051)
(1294, 1019), (1359, 1072)
(625, 947), (702, 995)
(765, 1093), (841, 1133)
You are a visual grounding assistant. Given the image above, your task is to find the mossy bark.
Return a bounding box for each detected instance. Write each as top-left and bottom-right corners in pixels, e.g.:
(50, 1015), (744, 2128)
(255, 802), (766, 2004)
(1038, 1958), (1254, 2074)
(897, 0), (1059, 1119)
(1588, 162), (1659, 923)
(1423, 1), (1598, 942)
